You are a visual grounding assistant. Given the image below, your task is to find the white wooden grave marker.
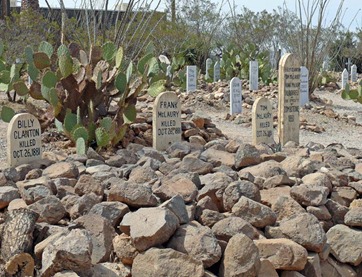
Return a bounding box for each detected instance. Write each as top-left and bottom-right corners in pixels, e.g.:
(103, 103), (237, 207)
(166, 65), (172, 78)
(213, 61), (221, 82)
(278, 53), (300, 146)
(230, 77), (242, 114)
(153, 92), (182, 151)
(351, 64), (357, 82)
(205, 58), (212, 80)
(252, 97), (274, 145)
(186, 65), (197, 93)
(300, 66), (309, 106)
(341, 68), (348, 89)
(7, 113), (42, 167)
(249, 60), (258, 90)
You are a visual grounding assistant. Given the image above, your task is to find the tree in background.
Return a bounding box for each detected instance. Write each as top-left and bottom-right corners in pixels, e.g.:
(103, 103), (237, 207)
(21, 0), (39, 11)
(157, 0), (227, 69)
(277, 0), (352, 93)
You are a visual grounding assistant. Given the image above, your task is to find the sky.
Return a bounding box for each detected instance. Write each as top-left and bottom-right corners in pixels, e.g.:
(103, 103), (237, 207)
(36, 0), (362, 30)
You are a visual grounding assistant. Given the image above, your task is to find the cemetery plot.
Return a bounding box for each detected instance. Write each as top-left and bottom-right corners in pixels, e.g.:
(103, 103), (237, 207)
(153, 92), (182, 151)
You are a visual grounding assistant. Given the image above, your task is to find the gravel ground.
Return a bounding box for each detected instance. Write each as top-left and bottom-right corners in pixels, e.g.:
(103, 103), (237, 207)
(1, 87), (362, 170)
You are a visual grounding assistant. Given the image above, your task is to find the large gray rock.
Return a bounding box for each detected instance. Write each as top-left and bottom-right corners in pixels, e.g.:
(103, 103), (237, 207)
(88, 201), (130, 227)
(325, 199), (348, 224)
(223, 180), (261, 211)
(74, 175), (104, 198)
(180, 156), (213, 175)
(153, 174), (198, 203)
(326, 224), (362, 266)
(167, 221), (222, 268)
(219, 233), (260, 277)
(211, 217), (257, 242)
(234, 143), (262, 169)
(277, 213), (326, 252)
(0, 186), (20, 209)
(113, 233), (138, 265)
(198, 172), (233, 211)
(232, 196), (277, 228)
(239, 160), (285, 179)
(290, 184), (329, 206)
(258, 259), (279, 277)
(201, 147), (235, 168)
(344, 207), (362, 227)
(108, 180), (158, 208)
(74, 214), (116, 264)
(281, 155), (318, 178)
(300, 252), (322, 277)
(160, 195), (189, 224)
(41, 229), (93, 277)
(120, 207), (179, 251)
(271, 196), (305, 221)
(254, 238), (308, 270)
(28, 195), (66, 224)
(65, 193), (101, 219)
(302, 172), (332, 192)
(132, 247), (204, 277)
(42, 162), (79, 179)
(320, 256), (357, 277)
(16, 177), (56, 205)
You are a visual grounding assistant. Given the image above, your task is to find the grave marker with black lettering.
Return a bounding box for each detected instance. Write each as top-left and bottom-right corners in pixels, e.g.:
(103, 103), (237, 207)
(249, 60), (258, 91)
(186, 65), (197, 93)
(300, 66), (309, 106)
(230, 77), (242, 114)
(153, 92), (182, 151)
(7, 113), (42, 167)
(278, 53), (300, 146)
(252, 97), (274, 145)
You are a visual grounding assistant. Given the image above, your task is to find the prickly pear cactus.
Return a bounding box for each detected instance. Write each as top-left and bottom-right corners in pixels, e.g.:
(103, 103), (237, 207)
(341, 81), (362, 104)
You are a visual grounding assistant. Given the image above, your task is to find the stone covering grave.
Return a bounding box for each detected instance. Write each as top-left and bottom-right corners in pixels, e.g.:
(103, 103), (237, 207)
(230, 77), (242, 115)
(252, 97), (274, 145)
(7, 113), (42, 167)
(152, 91), (182, 151)
(278, 53), (300, 146)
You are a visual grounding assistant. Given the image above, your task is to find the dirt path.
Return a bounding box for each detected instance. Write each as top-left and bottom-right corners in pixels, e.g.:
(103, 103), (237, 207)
(1, 87), (362, 170)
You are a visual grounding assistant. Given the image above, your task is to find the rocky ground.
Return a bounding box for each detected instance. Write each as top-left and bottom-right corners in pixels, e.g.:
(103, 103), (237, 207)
(0, 79), (362, 276)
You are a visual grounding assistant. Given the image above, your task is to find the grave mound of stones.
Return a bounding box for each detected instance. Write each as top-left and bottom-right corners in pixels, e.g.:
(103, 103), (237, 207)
(1, 137), (362, 276)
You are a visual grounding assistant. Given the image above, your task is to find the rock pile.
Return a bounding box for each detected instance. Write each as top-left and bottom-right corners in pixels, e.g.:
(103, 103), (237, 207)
(1, 136), (362, 276)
